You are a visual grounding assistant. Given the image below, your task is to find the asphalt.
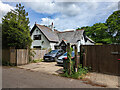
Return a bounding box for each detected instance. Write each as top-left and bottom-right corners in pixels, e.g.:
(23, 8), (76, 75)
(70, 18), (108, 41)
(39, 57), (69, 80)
(2, 66), (103, 88)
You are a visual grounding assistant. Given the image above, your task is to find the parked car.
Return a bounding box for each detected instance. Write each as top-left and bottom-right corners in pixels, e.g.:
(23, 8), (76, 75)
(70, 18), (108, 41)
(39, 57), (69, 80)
(56, 51), (75, 65)
(43, 49), (64, 61)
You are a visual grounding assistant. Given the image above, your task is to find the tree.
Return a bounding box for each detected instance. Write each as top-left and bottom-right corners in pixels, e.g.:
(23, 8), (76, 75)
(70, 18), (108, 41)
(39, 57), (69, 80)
(106, 10), (120, 44)
(2, 3), (32, 49)
(85, 10), (120, 44)
(76, 26), (89, 30)
(85, 23), (110, 44)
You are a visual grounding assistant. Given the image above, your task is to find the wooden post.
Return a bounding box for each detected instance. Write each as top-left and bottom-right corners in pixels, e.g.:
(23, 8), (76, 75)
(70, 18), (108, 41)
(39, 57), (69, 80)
(83, 52), (86, 67)
(67, 43), (71, 75)
(74, 45), (78, 72)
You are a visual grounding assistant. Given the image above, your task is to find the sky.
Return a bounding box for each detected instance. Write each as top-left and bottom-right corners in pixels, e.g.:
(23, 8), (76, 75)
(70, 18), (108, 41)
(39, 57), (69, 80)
(0, 0), (119, 31)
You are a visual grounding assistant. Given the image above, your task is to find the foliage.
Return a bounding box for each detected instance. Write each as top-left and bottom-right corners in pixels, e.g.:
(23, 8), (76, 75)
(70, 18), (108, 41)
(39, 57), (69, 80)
(106, 10), (120, 44)
(29, 49), (36, 62)
(62, 45), (89, 79)
(42, 48), (47, 50)
(95, 43), (103, 45)
(61, 64), (89, 79)
(84, 10), (120, 44)
(30, 59), (43, 63)
(48, 48), (52, 52)
(85, 23), (110, 44)
(76, 26), (89, 30)
(2, 3), (32, 49)
(66, 47), (72, 64)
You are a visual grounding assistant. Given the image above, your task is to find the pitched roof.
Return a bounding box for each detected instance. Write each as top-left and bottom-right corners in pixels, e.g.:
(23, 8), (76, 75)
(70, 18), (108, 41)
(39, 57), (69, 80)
(30, 24), (59, 43)
(57, 30), (84, 43)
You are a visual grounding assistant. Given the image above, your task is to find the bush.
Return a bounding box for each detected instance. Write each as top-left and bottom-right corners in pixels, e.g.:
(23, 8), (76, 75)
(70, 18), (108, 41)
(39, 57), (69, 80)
(61, 64), (89, 79)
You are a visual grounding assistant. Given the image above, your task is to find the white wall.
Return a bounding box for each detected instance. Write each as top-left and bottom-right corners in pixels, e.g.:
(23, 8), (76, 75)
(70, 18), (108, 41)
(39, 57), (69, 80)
(50, 42), (57, 50)
(85, 40), (94, 45)
(77, 35), (85, 52)
(77, 35), (94, 52)
(31, 27), (51, 49)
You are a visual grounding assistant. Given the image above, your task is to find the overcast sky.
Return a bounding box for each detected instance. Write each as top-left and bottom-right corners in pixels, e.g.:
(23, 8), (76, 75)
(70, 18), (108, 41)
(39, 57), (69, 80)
(0, 0), (119, 31)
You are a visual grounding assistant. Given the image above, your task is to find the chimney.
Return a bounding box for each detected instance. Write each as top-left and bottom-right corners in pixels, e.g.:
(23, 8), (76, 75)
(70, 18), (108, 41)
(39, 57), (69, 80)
(51, 22), (54, 32)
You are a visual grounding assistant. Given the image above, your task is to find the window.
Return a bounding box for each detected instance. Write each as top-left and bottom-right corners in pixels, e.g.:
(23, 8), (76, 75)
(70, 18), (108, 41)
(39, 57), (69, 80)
(34, 34), (41, 40)
(33, 46), (41, 49)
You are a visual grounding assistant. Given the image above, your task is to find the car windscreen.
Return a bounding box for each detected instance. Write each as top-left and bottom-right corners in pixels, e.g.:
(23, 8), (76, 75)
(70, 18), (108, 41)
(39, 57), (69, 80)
(49, 50), (58, 54)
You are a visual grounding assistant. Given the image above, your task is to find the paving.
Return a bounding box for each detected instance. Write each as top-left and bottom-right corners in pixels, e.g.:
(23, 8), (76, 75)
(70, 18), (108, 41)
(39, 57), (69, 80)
(18, 62), (63, 75)
(2, 66), (102, 88)
(17, 61), (120, 88)
(85, 72), (119, 88)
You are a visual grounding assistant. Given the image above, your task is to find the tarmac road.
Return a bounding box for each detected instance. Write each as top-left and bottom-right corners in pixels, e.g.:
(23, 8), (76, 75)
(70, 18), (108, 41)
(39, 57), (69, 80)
(2, 66), (103, 88)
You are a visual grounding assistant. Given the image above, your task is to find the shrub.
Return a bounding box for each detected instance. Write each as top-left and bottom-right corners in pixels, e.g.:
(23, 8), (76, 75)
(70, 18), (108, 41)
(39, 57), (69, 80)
(61, 64), (89, 79)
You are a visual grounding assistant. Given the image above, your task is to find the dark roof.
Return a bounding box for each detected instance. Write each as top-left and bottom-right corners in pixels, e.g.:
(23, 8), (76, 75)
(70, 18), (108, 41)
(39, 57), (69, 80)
(30, 24), (94, 44)
(57, 30), (84, 43)
(30, 24), (59, 43)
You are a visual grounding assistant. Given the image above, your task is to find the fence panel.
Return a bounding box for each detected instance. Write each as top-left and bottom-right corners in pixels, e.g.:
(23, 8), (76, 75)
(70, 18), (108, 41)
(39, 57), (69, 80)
(10, 48), (16, 65)
(2, 48), (10, 63)
(17, 49), (29, 65)
(31, 49), (49, 60)
(81, 45), (120, 75)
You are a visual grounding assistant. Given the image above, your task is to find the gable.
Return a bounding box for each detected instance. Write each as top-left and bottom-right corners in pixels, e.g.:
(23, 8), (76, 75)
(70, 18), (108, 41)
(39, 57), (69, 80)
(59, 40), (67, 46)
(30, 24), (59, 43)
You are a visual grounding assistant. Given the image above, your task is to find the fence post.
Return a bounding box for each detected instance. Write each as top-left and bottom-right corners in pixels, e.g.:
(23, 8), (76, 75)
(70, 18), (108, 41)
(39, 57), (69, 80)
(67, 43), (71, 75)
(74, 45), (78, 72)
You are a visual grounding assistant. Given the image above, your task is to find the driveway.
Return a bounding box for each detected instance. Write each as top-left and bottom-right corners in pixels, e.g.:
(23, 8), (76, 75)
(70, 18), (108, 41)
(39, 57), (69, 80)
(2, 67), (102, 88)
(17, 61), (120, 88)
(18, 61), (63, 75)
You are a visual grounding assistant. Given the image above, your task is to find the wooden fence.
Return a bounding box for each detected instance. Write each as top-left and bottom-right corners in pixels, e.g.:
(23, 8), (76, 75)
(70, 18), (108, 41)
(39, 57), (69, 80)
(31, 49), (49, 60)
(2, 48), (49, 66)
(80, 45), (120, 75)
(2, 47), (29, 66)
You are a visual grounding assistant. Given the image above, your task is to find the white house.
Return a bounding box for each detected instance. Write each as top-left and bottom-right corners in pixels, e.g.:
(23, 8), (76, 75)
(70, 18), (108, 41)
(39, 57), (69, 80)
(56, 29), (94, 52)
(30, 23), (95, 51)
(30, 23), (59, 50)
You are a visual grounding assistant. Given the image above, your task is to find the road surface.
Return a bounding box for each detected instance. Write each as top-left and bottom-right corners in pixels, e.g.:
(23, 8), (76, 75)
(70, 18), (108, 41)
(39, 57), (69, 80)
(2, 67), (103, 88)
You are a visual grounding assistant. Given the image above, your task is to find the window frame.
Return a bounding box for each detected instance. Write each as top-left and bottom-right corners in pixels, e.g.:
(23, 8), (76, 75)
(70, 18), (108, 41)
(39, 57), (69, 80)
(33, 34), (41, 40)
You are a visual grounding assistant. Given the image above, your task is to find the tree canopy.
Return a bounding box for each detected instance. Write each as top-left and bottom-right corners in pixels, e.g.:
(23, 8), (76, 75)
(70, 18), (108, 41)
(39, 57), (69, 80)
(106, 10), (120, 44)
(2, 3), (32, 49)
(82, 10), (120, 44)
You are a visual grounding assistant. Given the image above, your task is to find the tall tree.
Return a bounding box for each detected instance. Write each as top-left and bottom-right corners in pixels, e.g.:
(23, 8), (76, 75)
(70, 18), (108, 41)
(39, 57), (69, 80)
(106, 10), (120, 44)
(2, 3), (32, 48)
(85, 23), (110, 44)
